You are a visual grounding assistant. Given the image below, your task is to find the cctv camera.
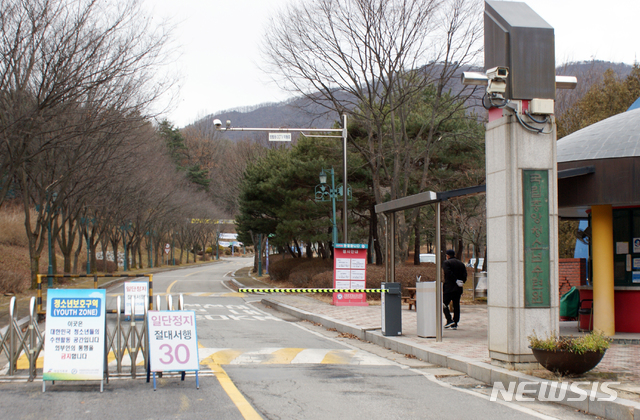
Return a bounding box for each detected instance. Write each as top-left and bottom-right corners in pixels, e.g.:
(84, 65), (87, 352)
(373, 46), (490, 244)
(485, 67), (508, 96)
(486, 66), (509, 80)
(213, 119), (222, 128)
(487, 78), (507, 95)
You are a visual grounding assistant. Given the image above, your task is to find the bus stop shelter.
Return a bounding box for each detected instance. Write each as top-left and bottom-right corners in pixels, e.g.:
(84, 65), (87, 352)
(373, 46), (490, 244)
(375, 185), (486, 341)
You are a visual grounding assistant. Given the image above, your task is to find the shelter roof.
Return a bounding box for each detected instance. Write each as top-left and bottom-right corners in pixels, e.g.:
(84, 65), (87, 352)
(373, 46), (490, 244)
(557, 107), (640, 163)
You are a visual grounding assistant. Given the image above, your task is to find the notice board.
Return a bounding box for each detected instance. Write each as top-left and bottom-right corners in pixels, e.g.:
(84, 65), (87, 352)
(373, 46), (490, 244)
(124, 281), (148, 317)
(147, 310), (199, 372)
(333, 243), (368, 306)
(43, 289), (106, 381)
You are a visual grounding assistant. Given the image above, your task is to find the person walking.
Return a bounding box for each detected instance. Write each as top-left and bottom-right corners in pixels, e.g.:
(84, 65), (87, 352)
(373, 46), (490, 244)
(443, 249), (467, 330)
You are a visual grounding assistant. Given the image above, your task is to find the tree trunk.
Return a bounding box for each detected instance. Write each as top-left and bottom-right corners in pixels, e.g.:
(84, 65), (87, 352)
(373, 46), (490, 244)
(414, 214), (421, 265)
(110, 236), (120, 272)
(58, 217), (76, 274)
(73, 228), (83, 274)
(51, 221), (58, 275)
(456, 236), (464, 261)
(89, 228), (98, 273)
(30, 255), (40, 290)
(286, 244), (297, 258)
(373, 213), (383, 266)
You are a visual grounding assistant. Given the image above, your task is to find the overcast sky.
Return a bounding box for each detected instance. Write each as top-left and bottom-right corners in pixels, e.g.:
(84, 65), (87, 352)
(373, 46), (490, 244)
(148, 0), (640, 128)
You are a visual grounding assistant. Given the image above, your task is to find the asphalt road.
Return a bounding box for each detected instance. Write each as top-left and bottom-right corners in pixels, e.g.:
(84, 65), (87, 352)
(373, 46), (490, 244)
(0, 258), (599, 420)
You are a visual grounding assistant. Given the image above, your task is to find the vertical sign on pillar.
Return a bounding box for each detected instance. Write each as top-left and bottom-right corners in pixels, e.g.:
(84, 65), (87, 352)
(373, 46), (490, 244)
(333, 243), (368, 306)
(523, 170), (550, 307)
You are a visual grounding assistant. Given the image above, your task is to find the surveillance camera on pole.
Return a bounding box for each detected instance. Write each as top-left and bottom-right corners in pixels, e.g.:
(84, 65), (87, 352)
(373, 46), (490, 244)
(213, 119), (222, 129)
(485, 66), (508, 96)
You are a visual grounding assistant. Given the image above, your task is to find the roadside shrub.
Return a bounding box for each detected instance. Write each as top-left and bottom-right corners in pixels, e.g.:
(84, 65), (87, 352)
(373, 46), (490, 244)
(269, 258), (477, 300)
(96, 259), (117, 273)
(289, 259), (333, 287)
(268, 257), (311, 282)
(0, 269), (29, 294)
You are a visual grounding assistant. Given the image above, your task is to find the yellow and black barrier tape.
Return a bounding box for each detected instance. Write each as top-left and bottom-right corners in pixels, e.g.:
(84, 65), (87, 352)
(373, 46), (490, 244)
(238, 288), (387, 293)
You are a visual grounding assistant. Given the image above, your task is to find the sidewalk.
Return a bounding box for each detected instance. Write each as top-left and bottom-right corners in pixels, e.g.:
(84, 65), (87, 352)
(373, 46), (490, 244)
(232, 267), (640, 420)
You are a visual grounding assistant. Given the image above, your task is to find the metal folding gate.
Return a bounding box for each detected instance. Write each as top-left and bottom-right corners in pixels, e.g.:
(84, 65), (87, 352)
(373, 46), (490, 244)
(0, 293), (184, 381)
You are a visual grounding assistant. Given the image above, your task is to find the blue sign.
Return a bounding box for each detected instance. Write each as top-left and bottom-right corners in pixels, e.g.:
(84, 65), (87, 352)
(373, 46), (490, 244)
(51, 298), (101, 317)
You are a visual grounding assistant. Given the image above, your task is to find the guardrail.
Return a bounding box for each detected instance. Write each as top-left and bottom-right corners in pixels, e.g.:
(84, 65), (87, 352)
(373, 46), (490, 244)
(1, 292), (184, 381)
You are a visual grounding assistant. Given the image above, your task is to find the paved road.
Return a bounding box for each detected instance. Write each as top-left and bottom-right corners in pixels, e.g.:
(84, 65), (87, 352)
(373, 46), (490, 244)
(0, 258), (598, 419)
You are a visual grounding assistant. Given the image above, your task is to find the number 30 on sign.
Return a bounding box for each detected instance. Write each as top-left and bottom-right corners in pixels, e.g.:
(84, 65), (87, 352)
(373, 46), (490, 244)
(147, 310), (199, 372)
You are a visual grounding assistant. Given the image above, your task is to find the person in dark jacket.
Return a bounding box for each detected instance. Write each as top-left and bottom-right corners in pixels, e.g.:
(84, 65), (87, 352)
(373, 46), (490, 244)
(442, 249), (467, 330)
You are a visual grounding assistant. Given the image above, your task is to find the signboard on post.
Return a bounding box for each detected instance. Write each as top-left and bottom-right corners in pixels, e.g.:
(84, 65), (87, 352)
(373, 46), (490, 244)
(333, 244), (368, 306)
(269, 133), (291, 142)
(43, 289), (106, 386)
(124, 281), (149, 317)
(147, 310), (199, 373)
(164, 243), (170, 254)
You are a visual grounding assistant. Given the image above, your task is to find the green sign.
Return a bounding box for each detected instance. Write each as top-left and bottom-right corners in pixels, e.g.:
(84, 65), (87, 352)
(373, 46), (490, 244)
(523, 170), (550, 307)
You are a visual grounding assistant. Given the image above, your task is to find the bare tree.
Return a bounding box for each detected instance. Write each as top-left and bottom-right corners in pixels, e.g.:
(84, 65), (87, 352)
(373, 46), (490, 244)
(0, 0), (172, 207)
(262, 0), (483, 260)
(0, 0), (175, 285)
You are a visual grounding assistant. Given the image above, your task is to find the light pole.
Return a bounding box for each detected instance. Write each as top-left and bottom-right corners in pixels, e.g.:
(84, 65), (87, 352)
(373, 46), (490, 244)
(121, 223), (131, 271)
(80, 216), (93, 274)
(172, 232), (176, 266)
(146, 231), (153, 268)
(213, 116), (350, 242)
(215, 229), (220, 260)
(257, 233), (262, 277)
(46, 192), (58, 287)
(315, 168), (340, 244)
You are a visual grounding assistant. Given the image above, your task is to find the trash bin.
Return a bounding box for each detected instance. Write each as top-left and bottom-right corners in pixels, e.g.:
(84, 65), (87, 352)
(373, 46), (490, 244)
(416, 281), (436, 338)
(381, 282), (402, 336)
(473, 272), (487, 299)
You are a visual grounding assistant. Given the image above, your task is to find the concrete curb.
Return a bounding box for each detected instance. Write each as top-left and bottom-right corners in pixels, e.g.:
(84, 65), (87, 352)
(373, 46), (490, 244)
(260, 297), (640, 420)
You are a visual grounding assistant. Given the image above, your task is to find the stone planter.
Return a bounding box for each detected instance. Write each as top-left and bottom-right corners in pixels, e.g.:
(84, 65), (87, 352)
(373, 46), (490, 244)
(530, 347), (606, 375)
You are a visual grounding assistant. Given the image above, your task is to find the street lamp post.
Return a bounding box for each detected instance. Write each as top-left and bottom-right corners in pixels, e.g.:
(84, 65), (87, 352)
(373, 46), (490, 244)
(216, 229), (220, 260)
(46, 192), (58, 288)
(147, 232), (153, 268)
(213, 116), (349, 242)
(172, 232), (176, 266)
(121, 223), (131, 271)
(80, 216), (92, 275)
(86, 227), (90, 274)
(257, 233), (262, 277)
(316, 168), (338, 244)
(315, 168), (352, 245)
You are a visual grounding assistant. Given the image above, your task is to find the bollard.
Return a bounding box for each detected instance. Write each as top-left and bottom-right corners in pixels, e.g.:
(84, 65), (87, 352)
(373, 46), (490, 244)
(381, 283), (402, 336)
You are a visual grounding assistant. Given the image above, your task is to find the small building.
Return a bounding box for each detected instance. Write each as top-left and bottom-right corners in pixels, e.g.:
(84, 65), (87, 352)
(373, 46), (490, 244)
(557, 106), (640, 334)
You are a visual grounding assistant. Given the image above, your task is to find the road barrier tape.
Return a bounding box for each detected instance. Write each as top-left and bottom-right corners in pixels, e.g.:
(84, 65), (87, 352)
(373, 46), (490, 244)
(238, 288), (387, 293)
